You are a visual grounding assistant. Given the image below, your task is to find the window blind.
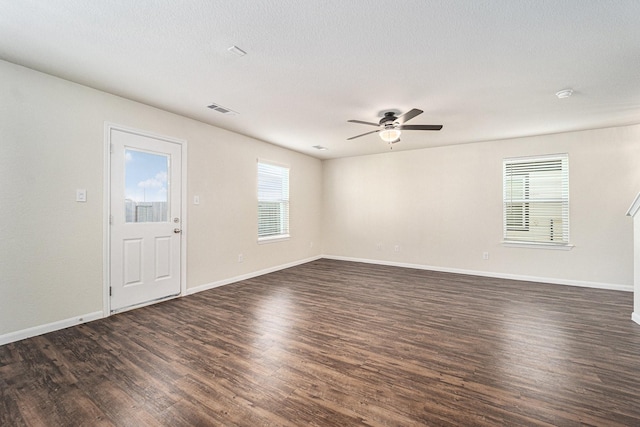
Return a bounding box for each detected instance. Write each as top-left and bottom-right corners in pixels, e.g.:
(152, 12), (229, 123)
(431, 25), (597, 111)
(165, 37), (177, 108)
(257, 161), (289, 240)
(503, 154), (569, 245)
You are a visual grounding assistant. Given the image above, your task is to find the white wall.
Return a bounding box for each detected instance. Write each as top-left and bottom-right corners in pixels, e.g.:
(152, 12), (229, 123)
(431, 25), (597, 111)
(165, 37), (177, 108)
(0, 60), (323, 339)
(3, 57), (639, 343)
(186, 122), (323, 289)
(323, 125), (640, 291)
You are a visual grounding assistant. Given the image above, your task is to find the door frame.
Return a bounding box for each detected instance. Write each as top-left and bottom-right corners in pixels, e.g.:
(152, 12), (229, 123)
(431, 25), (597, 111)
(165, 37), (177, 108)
(103, 122), (188, 316)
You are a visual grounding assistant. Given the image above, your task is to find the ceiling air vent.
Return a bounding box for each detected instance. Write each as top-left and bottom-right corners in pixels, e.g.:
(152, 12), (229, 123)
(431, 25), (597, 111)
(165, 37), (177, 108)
(206, 103), (238, 116)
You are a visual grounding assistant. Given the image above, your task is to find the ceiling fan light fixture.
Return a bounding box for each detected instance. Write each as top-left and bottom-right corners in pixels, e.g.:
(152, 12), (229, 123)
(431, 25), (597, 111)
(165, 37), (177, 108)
(379, 128), (401, 143)
(347, 108), (440, 142)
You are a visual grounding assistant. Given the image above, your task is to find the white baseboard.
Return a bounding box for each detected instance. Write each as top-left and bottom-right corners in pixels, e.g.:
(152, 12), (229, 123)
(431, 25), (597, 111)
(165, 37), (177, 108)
(322, 255), (634, 292)
(0, 311), (103, 346)
(1, 256), (322, 347)
(2, 254), (632, 346)
(186, 255), (323, 296)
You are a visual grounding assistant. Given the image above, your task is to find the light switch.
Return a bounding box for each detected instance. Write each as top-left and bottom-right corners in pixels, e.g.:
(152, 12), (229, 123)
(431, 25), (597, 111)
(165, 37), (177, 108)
(76, 189), (87, 202)
(194, 195), (200, 205)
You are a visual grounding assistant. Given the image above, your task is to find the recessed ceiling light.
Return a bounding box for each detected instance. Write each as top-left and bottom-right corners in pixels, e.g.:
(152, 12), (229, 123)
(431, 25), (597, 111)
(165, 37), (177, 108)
(312, 145), (328, 151)
(556, 89), (573, 99)
(227, 45), (247, 57)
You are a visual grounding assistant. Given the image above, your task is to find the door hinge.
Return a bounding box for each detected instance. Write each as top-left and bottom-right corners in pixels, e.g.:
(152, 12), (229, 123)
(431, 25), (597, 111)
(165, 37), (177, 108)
(109, 286), (112, 296)
(109, 215), (113, 225)
(110, 143), (114, 154)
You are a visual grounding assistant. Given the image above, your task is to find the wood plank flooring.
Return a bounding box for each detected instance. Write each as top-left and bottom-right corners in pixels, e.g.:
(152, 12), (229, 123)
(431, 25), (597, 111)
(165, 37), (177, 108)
(2, 259), (640, 426)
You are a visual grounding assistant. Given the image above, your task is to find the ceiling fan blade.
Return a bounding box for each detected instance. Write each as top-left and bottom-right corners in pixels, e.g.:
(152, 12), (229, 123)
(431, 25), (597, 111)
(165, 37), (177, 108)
(348, 119), (379, 127)
(397, 108), (423, 124)
(347, 130), (380, 140)
(398, 124), (443, 131)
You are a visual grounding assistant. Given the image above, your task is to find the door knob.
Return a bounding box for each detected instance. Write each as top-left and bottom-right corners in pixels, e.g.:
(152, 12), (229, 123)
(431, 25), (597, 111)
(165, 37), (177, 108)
(174, 228), (182, 234)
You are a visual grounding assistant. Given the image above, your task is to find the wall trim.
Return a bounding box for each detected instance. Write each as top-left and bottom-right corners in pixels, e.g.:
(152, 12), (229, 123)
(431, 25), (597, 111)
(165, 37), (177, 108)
(1, 256), (321, 346)
(633, 312), (640, 326)
(186, 255), (322, 296)
(322, 255), (634, 292)
(2, 254), (631, 346)
(0, 311), (103, 346)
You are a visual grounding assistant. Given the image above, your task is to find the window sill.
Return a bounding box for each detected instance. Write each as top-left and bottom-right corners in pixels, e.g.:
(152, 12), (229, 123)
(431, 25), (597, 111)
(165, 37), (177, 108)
(258, 234), (290, 244)
(501, 241), (574, 250)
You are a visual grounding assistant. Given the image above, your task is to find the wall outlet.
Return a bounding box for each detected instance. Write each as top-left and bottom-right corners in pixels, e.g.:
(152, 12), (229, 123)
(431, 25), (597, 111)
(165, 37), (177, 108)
(238, 254), (244, 263)
(483, 251), (489, 260)
(394, 245), (400, 252)
(310, 241), (314, 249)
(376, 242), (382, 251)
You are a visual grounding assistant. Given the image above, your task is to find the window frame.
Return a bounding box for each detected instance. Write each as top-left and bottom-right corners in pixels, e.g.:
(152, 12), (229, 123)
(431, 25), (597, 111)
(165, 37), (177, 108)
(257, 159), (290, 243)
(502, 154), (572, 249)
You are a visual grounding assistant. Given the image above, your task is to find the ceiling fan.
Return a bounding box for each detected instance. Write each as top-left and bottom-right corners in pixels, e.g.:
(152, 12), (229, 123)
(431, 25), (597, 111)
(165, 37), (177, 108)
(347, 108), (442, 144)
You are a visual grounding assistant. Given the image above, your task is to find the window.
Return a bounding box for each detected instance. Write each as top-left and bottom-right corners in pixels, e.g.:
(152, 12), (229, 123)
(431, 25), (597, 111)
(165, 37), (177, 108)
(124, 149), (169, 223)
(503, 154), (569, 246)
(257, 160), (290, 241)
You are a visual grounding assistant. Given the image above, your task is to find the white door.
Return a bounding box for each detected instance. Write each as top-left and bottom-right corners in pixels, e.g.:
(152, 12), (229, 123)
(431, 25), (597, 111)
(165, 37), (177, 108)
(109, 128), (183, 312)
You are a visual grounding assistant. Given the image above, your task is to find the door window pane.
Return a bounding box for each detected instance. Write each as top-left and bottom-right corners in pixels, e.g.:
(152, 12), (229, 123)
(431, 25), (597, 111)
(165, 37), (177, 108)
(125, 149), (169, 223)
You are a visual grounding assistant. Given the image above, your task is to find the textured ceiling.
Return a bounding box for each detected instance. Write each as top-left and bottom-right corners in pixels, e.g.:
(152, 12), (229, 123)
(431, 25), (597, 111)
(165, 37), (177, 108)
(2, 0), (640, 159)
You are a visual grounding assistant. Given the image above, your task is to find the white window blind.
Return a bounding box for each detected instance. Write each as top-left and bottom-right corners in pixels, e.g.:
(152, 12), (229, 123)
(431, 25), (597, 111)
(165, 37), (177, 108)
(257, 161), (289, 240)
(503, 154), (569, 245)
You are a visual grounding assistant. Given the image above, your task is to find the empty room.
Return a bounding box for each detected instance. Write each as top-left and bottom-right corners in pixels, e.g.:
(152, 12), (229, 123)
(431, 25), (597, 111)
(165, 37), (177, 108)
(2, 1), (640, 426)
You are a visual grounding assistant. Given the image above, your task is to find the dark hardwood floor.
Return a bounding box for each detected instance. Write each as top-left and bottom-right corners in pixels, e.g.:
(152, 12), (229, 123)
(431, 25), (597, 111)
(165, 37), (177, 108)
(2, 259), (640, 426)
